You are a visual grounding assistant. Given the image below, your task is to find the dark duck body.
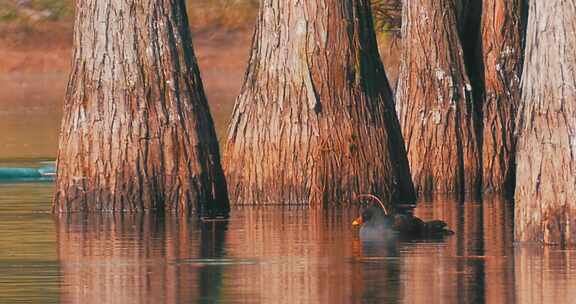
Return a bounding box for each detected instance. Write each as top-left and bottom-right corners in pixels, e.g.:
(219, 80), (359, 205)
(353, 204), (454, 240)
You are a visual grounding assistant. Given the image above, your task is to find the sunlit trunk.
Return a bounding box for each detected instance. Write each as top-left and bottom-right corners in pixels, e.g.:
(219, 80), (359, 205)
(224, 0), (415, 205)
(515, 0), (576, 246)
(395, 0), (481, 196)
(53, 0), (229, 214)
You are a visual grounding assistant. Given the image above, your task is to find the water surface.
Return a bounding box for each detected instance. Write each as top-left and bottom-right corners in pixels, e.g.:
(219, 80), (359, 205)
(0, 175), (575, 304)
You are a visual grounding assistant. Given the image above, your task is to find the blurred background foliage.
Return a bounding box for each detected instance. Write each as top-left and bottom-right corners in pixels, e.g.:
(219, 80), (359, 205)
(0, 0), (401, 33)
(0, 0), (73, 21)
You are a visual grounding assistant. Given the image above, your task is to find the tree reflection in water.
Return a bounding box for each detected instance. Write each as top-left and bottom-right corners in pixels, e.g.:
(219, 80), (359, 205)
(55, 213), (228, 303)
(515, 246), (576, 303)
(52, 199), (576, 303)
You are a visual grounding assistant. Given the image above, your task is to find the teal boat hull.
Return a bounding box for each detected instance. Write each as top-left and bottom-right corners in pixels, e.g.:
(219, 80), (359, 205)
(0, 165), (55, 182)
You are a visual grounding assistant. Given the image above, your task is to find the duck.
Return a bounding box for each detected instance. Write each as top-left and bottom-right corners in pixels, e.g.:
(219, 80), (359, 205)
(352, 194), (454, 240)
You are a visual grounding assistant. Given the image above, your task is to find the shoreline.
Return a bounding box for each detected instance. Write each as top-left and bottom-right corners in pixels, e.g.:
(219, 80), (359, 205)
(0, 21), (254, 73)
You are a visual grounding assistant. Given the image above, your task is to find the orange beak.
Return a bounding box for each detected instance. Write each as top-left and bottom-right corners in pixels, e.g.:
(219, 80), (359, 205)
(352, 216), (363, 227)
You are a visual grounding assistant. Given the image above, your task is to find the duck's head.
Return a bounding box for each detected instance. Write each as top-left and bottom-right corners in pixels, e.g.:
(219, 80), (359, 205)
(352, 204), (396, 240)
(352, 204), (392, 228)
(352, 194), (392, 228)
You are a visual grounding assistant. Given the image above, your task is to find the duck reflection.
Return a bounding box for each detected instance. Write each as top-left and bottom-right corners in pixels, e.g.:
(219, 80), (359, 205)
(352, 237), (401, 303)
(55, 213), (228, 304)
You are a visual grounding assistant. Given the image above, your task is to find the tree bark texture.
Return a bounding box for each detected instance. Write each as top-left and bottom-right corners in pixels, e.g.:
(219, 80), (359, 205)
(395, 0), (481, 196)
(53, 0), (229, 214)
(515, 0), (576, 246)
(478, 0), (524, 194)
(224, 0), (415, 205)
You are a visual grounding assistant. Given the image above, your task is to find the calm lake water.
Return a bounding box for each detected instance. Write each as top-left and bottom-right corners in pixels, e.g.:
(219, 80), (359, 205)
(1, 178), (576, 304)
(1, 74), (576, 303)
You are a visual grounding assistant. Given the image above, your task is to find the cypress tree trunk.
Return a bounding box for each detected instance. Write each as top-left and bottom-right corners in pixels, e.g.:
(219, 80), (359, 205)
(479, 0), (524, 194)
(395, 0), (481, 196)
(52, 0), (229, 214)
(224, 0), (415, 205)
(515, 0), (576, 246)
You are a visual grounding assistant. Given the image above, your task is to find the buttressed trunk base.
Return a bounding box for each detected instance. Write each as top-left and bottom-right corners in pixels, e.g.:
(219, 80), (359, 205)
(515, 0), (576, 247)
(53, 0), (229, 214)
(225, 0), (415, 206)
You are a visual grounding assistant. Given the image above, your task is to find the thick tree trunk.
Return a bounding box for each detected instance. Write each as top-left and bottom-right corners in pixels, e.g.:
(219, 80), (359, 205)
(515, 0), (576, 246)
(52, 0), (229, 214)
(395, 0), (481, 196)
(224, 0), (415, 205)
(478, 0), (524, 194)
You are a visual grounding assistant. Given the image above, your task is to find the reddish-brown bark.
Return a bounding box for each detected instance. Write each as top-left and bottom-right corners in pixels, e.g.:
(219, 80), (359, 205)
(395, 0), (481, 196)
(515, 0), (576, 246)
(396, 0), (525, 197)
(224, 0), (415, 205)
(478, 0), (524, 194)
(52, 0), (229, 214)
